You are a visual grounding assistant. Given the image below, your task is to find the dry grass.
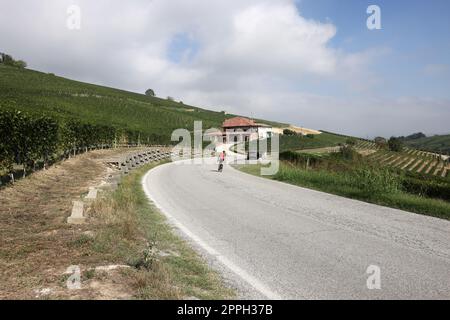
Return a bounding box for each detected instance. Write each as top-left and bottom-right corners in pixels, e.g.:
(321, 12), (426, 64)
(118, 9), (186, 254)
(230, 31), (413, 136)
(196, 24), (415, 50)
(0, 148), (138, 299)
(88, 163), (234, 300)
(0, 150), (233, 300)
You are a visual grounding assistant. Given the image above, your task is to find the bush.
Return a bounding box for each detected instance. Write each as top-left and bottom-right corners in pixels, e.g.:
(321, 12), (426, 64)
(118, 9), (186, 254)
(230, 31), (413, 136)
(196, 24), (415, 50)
(349, 166), (401, 196)
(283, 129), (296, 136)
(374, 136), (387, 149)
(306, 134), (315, 139)
(0, 109), (152, 177)
(0, 53), (26, 68)
(280, 151), (322, 168)
(335, 145), (361, 161)
(401, 175), (450, 201)
(346, 138), (357, 146)
(388, 137), (403, 152)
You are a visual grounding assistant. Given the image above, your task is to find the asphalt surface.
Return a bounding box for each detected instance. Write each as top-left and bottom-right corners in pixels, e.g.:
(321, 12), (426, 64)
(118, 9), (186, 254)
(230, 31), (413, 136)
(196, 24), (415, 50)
(143, 158), (450, 299)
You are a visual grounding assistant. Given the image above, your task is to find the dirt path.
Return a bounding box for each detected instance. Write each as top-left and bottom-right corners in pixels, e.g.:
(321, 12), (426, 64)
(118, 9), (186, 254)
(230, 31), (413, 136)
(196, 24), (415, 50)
(0, 149), (134, 299)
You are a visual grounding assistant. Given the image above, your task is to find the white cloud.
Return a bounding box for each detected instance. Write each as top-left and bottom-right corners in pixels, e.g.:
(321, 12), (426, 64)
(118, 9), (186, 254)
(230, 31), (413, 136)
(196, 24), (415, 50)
(0, 0), (447, 136)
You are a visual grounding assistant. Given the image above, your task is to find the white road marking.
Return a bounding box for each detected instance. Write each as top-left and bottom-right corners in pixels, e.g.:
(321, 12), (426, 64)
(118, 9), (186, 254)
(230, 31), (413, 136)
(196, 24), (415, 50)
(142, 166), (282, 300)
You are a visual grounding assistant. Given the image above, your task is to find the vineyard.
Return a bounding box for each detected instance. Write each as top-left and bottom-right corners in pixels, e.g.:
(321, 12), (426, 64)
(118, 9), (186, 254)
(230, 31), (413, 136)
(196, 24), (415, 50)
(0, 63), (288, 184)
(354, 140), (450, 178)
(0, 109), (147, 182)
(0, 64), (286, 140)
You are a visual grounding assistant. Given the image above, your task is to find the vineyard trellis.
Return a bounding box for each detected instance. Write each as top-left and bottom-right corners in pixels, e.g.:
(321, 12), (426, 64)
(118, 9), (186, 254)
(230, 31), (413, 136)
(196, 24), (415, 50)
(0, 109), (161, 183)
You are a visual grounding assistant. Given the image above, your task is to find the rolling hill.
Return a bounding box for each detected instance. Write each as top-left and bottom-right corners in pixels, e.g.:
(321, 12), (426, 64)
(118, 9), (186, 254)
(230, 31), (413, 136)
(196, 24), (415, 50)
(401, 134), (450, 155)
(0, 64), (287, 144)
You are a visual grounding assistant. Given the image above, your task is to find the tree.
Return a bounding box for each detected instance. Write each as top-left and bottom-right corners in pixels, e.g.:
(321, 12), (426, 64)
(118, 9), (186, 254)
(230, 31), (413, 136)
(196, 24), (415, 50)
(0, 53), (14, 65)
(167, 96), (174, 101)
(346, 137), (357, 146)
(14, 60), (27, 68)
(388, 137), (403, 152)
(374, 136), (387, 149)
(145, 89), (155, 97)
(283, 129), (296, 136)
(0, 53), (27, 68)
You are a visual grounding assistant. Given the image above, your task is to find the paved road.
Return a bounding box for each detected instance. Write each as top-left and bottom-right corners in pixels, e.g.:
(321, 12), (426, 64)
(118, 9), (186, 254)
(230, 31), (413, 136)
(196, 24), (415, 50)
(143, 158), (450, 299)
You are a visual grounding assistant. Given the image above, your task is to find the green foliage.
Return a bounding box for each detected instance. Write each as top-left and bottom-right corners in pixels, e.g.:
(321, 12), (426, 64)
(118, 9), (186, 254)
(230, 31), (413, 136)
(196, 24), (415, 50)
(399, 132), (426, 140)
(280, 151), (322, 167)
(402, 134), (450, 155)
(14, 60), (27, 68)
(0, 64), (287, 146)
(400, 175), (450, 201)
(388, 137), (403, 152)
(145, 89), (155, 97)
(279, 132), (348, 152)
(374, 136), (387, 148)
(0, 53), (26, 68)
(336, 145), (361, 161)
(240, 163), (450, 220)
(0, 110), (17, 172)
(0, 109), (146, 175)
(283, 129), (296, 135)
(349, 166), (401, 196)
(346, 137), (357, 146)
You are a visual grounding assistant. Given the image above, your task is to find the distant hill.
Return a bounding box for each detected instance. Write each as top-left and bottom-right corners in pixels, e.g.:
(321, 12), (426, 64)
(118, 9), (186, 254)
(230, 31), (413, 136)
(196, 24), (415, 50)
(0, 64), (286, 144)
(399, 132), (427, 141)
(401, 134), (450, 154)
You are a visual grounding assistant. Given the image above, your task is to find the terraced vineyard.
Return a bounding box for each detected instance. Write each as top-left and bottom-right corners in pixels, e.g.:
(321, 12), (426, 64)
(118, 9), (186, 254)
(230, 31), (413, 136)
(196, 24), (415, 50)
(353, 140), (378, 156)
(363, 144), (449, 178)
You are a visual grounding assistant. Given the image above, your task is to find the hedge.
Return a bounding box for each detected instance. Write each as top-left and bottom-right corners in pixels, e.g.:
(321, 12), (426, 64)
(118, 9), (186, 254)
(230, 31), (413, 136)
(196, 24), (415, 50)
(0, 109), (159, 178)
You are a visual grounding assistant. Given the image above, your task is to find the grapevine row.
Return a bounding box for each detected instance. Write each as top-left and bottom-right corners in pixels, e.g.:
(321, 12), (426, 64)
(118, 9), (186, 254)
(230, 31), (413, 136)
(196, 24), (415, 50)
(0, 109), (164, 181)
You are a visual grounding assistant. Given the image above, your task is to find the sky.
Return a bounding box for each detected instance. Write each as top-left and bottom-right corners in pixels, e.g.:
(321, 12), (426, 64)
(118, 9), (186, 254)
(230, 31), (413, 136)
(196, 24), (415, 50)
(0, 0), (449, 138)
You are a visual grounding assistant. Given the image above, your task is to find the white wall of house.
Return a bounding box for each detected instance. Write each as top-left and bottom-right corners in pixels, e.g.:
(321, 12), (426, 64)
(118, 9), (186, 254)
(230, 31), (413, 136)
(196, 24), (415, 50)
(257, 127), (273, 139)
(224, 127), (257, 143)
(222, 126), (274, 142)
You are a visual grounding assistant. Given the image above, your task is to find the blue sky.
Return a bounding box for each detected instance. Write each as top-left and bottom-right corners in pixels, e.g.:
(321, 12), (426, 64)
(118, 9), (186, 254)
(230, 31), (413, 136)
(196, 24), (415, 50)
(1, 0), (448, 137)
(298, 0), (450, 99)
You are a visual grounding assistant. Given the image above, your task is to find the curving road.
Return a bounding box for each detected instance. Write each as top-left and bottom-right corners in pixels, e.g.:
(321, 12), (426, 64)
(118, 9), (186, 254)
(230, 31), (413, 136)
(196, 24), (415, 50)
(142, 155), (450, 299)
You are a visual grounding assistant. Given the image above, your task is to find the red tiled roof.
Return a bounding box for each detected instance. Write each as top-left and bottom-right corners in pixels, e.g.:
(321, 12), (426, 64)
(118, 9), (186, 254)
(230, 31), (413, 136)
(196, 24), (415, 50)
(222, 117), (257, 128)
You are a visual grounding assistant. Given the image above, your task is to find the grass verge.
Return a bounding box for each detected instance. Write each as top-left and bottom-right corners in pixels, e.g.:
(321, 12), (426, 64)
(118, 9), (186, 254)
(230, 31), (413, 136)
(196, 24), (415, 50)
(236, 163), (450, 220)
(90, 161), (234, 299)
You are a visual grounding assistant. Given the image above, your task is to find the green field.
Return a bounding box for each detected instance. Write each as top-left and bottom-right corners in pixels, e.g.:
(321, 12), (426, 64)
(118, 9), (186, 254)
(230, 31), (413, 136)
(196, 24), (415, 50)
(237, 160), (450, 220)
(242, 135), (450, 219)
(279, 132), (348, 152)
(232, 132), (350, 155)
(0, 65), (286, 143)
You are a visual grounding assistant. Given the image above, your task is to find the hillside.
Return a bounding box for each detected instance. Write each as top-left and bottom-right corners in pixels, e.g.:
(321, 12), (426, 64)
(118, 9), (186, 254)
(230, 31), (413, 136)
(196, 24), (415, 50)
(279, 132), (348, 152)
(401, 134), (450, 155)
(0, 65), (287, 143)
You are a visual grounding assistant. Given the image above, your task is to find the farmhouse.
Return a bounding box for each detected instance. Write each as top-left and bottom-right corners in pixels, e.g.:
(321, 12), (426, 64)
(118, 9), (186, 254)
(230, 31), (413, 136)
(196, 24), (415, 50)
(221, 117), (273, 143)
